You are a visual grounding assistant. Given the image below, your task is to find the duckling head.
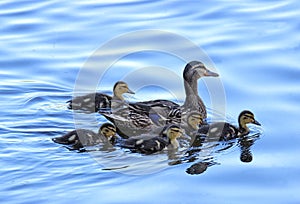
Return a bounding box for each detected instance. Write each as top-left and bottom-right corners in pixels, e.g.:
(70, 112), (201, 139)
(165, 124), (183, 149)
(187, 111), (203, 130)
(113, 81), (135, 100)
(166, 124), (183, 140)
(183, 61), (219, 82)
(238, 110), (261, 132)
(99, 123), (117, 140)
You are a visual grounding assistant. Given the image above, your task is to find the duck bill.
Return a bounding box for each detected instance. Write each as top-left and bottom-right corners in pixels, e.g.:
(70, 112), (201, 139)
(252, 119), (261, 126)
(205, 69), (219, 77)
(127, 88), (135, 94)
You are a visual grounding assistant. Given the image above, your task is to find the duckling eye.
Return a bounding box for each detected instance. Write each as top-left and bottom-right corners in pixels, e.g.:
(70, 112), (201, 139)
(191, 116), (202, 122)
(171, 129), (180, 133)
(244, 115), (253, 120)
(107, 127), (116, 132)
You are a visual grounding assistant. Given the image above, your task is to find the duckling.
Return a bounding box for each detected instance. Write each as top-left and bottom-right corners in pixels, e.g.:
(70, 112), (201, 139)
(175, 111), (204, 148)
(181, 111), (204, 136)
(119, 124), (183, 154)
(194, 110), (261, 143)
(52, 123), (117, 150)
(67, 81), (134, 112)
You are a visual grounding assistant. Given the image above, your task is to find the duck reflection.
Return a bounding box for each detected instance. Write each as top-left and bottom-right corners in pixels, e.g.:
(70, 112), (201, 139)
(183, 132), (261, 175)
(238, 133), (261, 163)
(186, 160), (217, 175)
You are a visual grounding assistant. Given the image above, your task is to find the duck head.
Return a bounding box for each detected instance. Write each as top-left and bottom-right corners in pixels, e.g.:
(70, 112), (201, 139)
(113, 81), (135, 100)
(183, 61), (219, 82)
(99, 123), (117, 142)
(238, 110), (261, 133)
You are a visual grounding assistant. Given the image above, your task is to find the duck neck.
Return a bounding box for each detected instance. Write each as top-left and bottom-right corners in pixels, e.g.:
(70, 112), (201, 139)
(239, 122), (249, 135)
(108, 135), (116, 144)
(183, 79), (206, 117)
(184, 78), (198, 97)
(169, 138), (179, 149)
(113, 91), (124, 101)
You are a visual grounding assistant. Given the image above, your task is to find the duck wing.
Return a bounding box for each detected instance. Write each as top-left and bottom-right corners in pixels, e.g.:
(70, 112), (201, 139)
(128, 99), (180, 125)
(132, 99), (179, 109)
(100, 110), (154, 138)
(67, 92), (112, 112)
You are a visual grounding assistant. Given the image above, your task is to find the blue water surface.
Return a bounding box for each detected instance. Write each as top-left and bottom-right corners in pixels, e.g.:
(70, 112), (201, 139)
(1, 0), (300, 203)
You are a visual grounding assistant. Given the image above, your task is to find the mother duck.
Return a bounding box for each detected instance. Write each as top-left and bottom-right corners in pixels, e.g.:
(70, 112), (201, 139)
(100, 61), (219, 138)
(126, 61), (219, 125)
(129, 60), (219, 126)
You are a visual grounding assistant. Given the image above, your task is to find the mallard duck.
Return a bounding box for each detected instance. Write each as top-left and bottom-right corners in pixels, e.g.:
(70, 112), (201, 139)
(119, 124), (183, 154)
(51, 123), (117, 150)
(67, 81), (134, 112)
(99, 61), (218, 138)
(193, 110), (261, 143)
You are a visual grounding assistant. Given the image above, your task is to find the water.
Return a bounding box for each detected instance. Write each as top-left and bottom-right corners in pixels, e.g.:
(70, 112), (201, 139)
(1, 0), (300, 203)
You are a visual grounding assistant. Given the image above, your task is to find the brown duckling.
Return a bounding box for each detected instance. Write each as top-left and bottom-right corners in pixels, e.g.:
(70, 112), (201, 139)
(52, 123), (117, 150)
(67, 81), (134, 112)
(119, 124), (183, 155)
(195, 110), (261, 143)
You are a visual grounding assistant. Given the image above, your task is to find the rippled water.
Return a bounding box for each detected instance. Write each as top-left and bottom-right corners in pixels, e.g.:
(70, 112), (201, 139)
(1, 0), (300, 203)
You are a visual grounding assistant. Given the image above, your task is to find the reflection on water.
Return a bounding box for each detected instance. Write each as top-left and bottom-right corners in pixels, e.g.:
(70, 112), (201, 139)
(238, 133), (261, 163)
(184, 131), (262, 175)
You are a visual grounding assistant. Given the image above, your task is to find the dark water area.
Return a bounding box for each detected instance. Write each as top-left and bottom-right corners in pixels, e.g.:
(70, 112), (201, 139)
(1, 0), (300, 203)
